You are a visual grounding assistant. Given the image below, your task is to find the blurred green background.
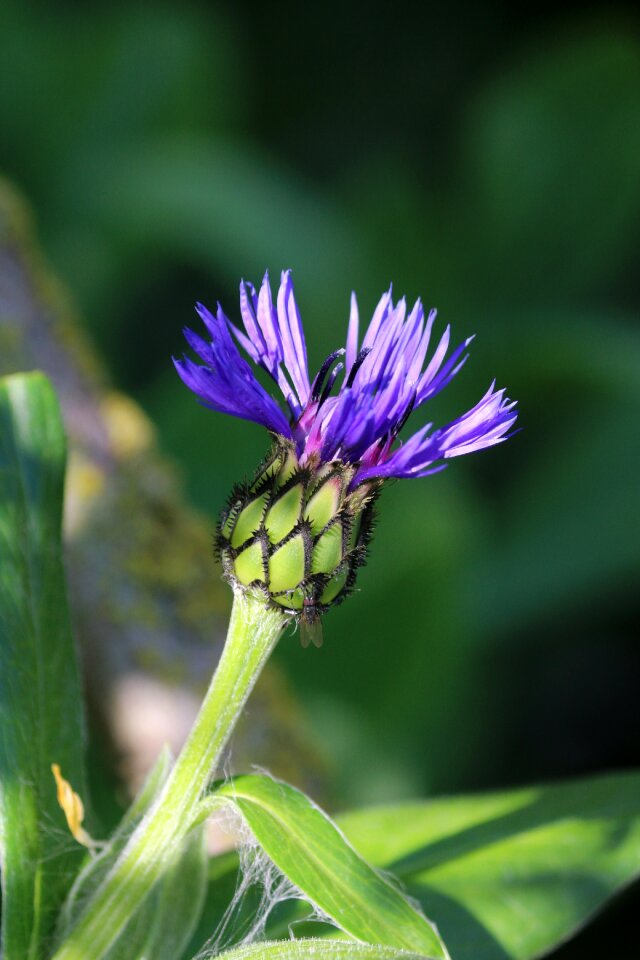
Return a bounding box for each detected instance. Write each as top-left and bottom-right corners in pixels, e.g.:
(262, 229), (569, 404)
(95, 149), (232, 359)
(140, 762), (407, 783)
(2, 0), (639, 949)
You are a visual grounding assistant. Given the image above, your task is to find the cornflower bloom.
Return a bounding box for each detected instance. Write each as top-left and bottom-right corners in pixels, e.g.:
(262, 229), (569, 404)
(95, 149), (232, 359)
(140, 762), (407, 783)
(175, 271), (517, 631)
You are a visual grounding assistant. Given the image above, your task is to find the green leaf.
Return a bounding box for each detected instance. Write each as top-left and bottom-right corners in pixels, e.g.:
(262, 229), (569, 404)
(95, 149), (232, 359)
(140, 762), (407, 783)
(136, 822), (208, 960)
(60, 747), (207, 960)
(211, 775), (449, 958)
(337, 772), (640, 960)
(57, 746), (173, 940)
(215, 940), (428, 960)
(101, 822), (208, 960)
(0, 372), (87, 960)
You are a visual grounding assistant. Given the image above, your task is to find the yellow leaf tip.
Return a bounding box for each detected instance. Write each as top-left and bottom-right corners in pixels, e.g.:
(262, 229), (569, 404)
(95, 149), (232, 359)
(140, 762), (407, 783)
(51, 762), (96, 849)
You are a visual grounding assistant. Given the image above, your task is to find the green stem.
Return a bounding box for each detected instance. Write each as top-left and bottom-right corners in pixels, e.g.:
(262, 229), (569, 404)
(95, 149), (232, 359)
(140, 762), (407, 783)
(51, 590), (288, 960)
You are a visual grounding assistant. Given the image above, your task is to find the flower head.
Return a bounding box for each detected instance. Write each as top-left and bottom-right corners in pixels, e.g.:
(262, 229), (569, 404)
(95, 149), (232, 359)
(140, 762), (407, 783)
(175, 271), (518, 621)
(175, 270), (517, 487)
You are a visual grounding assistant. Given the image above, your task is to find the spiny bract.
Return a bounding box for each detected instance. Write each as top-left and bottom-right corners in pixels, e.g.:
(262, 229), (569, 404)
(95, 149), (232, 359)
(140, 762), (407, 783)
(217, 440), (377, 617)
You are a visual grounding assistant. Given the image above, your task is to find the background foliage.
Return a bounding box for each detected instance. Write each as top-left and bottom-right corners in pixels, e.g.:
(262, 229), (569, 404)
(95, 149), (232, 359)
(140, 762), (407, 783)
(1, 1), (639, 956)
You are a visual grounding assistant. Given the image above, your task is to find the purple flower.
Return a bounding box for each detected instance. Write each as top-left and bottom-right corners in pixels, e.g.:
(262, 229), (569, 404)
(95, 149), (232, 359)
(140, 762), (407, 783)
(174, 270), (518, 486)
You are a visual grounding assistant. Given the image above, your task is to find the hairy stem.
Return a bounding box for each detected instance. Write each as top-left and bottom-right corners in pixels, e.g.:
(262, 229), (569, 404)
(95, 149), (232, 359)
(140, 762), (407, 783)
(51, 590), (288, 960)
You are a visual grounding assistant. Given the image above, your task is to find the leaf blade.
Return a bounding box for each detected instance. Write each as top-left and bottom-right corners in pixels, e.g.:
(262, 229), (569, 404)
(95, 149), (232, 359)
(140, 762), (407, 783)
(0, 372), (87, 959)
(138, 822), (209, 960)
(337, 772), (640, 960)
(213, 775), (448, 959)
(56, 746), (173, 942)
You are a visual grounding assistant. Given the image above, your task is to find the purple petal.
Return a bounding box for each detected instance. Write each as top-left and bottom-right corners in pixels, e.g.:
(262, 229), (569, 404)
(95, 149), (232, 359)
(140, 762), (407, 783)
(361, 287), (393, 352)
(345, 292), (359, 373)
(277, 270), (311, 407)
(407, 307), (436, 381)
(353, 381), (518, 483)
(175, 275), (519, 485)
(230, 272), (311, 418)
(416, 324), (451, 394)
(256, 272), (284, 363)
(174, 302), (293, 437)
(438, 383), (519, 457)
(417, 335), (474, 405)
(239, 280), (266, 358)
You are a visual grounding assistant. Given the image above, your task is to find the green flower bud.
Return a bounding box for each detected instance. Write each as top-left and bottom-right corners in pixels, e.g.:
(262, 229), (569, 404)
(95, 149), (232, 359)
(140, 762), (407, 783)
(217, 440), (379, 620)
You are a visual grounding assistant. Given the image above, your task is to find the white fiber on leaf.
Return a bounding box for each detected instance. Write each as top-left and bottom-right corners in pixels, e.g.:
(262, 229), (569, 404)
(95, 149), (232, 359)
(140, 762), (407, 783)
(195, 799), (336, 960)
(214, 940), (429, 959)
